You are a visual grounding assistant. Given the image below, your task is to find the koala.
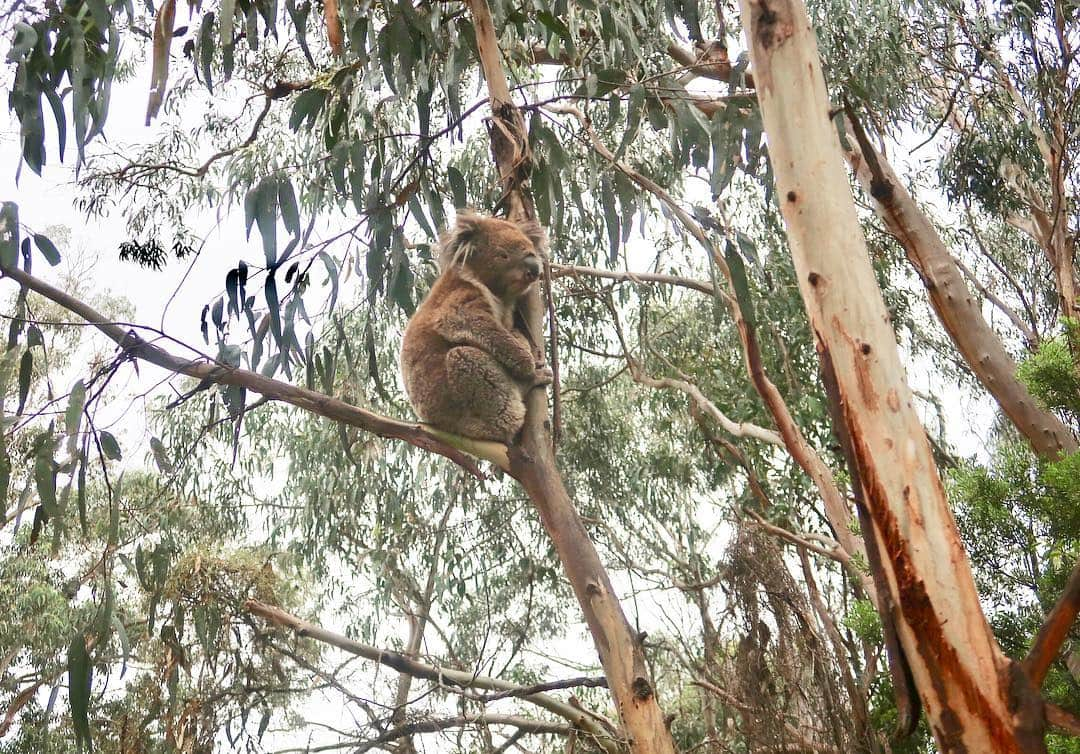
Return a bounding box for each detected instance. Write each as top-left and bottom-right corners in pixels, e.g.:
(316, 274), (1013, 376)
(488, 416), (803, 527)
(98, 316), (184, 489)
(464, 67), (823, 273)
(400, 212), (553, 443)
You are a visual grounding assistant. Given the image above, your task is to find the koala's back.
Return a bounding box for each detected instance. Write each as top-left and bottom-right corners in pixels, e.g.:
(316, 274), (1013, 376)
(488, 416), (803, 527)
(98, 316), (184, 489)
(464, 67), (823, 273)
(401, 274), (466, 424)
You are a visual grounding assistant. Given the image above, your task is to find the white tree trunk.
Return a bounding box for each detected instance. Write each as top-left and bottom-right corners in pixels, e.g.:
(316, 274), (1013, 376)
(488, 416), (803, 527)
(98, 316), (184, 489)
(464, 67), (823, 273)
(736, 0), (1046, 749)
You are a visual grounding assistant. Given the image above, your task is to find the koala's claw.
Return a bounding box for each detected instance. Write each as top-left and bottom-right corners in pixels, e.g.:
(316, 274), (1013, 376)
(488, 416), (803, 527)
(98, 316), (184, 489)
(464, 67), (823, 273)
(534, 364), (554, 386)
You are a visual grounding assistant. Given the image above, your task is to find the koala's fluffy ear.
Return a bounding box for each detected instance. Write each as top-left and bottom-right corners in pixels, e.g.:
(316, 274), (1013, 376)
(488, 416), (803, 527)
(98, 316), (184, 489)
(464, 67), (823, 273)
(517, 218), (548, 255)
(438, 211), (485, 269)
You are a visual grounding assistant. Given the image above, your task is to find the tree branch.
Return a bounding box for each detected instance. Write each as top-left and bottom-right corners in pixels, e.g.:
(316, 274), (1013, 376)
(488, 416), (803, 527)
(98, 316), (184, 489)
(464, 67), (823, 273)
(244, 599), (620, 753)
(1024, 557), (1080, 688)
(354, 714), (571, 753)
(0, 264), (508, 475)
(840, 108), (1077, 459)
(1047, 703), (1080, 737)
(550, 263), (716, 296)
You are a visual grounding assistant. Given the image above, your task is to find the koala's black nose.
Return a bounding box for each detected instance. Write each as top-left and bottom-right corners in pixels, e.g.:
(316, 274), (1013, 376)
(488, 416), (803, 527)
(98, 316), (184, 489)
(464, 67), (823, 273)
(523, 256), (541, 280)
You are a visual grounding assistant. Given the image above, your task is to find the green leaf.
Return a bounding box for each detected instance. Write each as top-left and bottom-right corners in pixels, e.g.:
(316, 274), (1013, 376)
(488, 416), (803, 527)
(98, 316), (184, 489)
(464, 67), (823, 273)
(318, 252), (339, 312)
(244, 184), (259, 239)
(19, 96), (46, 174)
(76, 448), (87, 534)
(43, 88), (67, 163)
(16, 350), (31, 416)
(107, 486), (120, 547)
(65, 380), (86, 439)
(447, 166), (467, 208)
(95, 582), (114, 643)
(265, 276), (281, 341)
(99, 430), (122, 461)
(33, 233), (60, 265)
(70, 18), (89, 163)
(724, 239), (757, 329)
(150, 436), (175, 474)
(244, 1), (259, 50)
(600, 174), (619, 263)
(0, 203), (19, 269)
(536, 10), (571, 41)
(617, 84), (645, 159)
(199, 12), (215, 93)
(285, 0), (315, 66)
(593, 68), (628, 98)
(7, 22), (37, 63)
(0, 434), (9, 521)
(254, 178), (278, 266)
(111, 614), (131, 677)
(34, 443), (56, 515)
(67, 635), (93, 751)
(225, 269), (240, 319)
(278, 177), (300, 235)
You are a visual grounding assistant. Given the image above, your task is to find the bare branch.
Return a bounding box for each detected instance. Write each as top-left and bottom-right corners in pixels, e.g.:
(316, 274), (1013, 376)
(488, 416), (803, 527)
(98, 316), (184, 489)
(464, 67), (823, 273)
(354, 715), (572, 753)
(0, 264), (508, 474)
(469, 677), (608, 703)
(1024, 558), (1080, 688)
(550, 264), (716, 296)
(1047, 703), (1080, 737)
(244, 599), (621, 753)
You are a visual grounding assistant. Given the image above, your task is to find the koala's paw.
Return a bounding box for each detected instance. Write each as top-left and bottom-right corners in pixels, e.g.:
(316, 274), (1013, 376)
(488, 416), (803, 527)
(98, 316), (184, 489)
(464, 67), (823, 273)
(533, 363), (554, 386)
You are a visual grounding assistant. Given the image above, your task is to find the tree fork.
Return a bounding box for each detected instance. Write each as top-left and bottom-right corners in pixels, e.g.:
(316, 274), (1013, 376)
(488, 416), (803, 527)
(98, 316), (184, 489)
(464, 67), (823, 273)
(464, 0), (678, 751)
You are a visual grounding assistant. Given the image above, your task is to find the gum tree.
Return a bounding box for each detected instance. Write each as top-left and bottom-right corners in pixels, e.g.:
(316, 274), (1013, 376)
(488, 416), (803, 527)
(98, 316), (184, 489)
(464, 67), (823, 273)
(2, 0), (1079, 750)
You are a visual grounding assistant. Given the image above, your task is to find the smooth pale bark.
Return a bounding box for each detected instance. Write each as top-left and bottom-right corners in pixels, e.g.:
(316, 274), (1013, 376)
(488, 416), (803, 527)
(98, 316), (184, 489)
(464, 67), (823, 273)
(465, 1), (678, 752)
(839, 121), (1077, 460)
(737, 0), (1046, 750)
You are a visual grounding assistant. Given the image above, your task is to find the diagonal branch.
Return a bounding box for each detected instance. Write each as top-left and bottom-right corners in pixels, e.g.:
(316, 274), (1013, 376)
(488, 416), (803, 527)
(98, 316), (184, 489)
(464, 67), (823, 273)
(243, 599), (620, 752)
(0, 265), (508, 475)
(1023, 557), (1080, 688)
(355, 715), (570, 752)
(840, 108), (1077, 459)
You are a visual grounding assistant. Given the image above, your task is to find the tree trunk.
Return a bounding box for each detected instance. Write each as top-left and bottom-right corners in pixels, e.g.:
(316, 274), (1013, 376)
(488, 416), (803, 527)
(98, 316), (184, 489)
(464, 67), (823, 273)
(464, 1), (677, 752)
(737, 0), (1047, 749)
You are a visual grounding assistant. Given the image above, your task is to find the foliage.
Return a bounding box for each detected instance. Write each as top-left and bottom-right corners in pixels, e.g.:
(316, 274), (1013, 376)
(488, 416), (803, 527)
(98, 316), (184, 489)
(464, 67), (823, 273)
(1017, 320), (1080, 419)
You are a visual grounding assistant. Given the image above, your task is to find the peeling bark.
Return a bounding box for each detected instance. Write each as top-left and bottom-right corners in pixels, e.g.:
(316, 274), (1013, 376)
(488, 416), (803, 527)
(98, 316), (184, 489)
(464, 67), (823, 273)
(737, 0), (1048, 749)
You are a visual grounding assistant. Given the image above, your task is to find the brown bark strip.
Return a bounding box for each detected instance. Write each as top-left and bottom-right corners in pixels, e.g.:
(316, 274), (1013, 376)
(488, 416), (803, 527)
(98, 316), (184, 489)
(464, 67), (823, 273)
(0, 265), (503, 476)
(840, 108), (1077, 460)
(324, 0), (343, 56)
(818, 349), (920, 738)
(738, 0), (1047, 748)
(1024, 557), (1080, 688)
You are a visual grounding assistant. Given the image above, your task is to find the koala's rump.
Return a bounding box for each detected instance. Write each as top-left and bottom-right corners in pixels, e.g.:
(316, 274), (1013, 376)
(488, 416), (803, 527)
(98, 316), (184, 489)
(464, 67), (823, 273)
(400, 322), (457, 423)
